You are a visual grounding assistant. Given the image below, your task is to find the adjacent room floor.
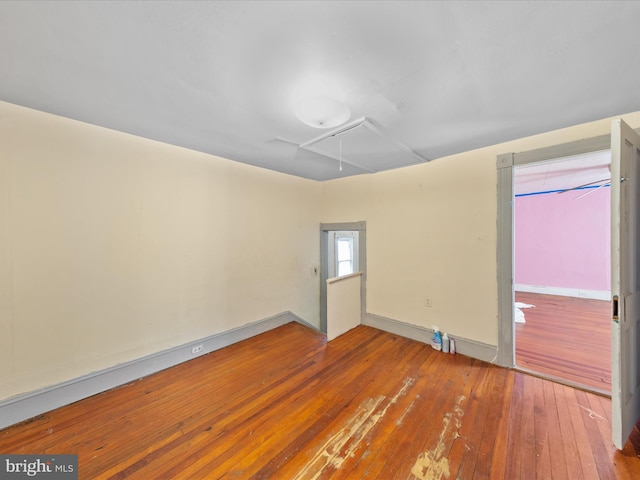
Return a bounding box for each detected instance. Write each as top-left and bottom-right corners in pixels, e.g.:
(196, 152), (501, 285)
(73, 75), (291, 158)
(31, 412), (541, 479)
(515, 291), (611, 394)
(1, 322), (637, 479)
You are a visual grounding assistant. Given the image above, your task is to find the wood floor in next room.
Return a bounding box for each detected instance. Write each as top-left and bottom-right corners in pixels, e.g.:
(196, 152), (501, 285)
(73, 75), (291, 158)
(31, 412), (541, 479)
(515, 291), (611, 393)
(1, 322), (639, 479)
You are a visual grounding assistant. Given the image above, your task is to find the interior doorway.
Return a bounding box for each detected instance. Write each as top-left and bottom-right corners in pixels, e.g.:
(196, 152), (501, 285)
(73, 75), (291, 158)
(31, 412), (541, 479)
(319, 222), (366, 334)
(498, 123), (640, 448)
(513, 152), (612, 393)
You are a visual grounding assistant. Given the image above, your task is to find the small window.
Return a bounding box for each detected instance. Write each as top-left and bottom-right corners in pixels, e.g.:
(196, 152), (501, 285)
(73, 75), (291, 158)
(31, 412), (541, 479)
(328, 230), (359, 278)
(336, 237), (354, 276)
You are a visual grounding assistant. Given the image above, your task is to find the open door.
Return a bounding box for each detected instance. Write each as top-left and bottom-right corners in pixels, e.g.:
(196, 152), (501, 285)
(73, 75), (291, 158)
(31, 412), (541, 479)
(611, 118), (640, 449)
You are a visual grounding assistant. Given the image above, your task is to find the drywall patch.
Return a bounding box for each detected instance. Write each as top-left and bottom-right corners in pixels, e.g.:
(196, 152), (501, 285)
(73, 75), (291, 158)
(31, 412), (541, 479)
(295, 377), (414, 480)
(410, 395), (466, 480)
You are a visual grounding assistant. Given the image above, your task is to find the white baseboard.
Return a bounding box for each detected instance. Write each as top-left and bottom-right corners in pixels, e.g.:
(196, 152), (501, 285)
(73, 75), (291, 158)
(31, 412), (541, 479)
(0, 312), (313, 430)
(363, 313), (498, 364)
(514, 284), (610, 301)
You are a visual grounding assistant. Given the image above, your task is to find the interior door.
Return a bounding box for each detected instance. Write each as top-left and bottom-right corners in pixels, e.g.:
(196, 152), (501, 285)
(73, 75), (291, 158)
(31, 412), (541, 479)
(611, 118), (640, 449)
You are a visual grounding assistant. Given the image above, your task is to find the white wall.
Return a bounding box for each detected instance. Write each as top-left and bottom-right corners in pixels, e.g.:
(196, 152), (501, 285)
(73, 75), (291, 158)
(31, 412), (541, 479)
(321, 112), (640, 348)
(0, 101), (321, 401)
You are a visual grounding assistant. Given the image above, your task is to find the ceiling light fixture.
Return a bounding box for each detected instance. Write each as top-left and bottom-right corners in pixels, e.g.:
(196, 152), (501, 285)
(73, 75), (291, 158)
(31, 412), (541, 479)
(291, 75), (351, 129)
(294, 95), (351, 129)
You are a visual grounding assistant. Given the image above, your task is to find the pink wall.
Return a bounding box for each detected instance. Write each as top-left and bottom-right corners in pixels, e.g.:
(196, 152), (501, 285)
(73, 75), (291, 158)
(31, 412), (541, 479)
(514, 187), (610, 292)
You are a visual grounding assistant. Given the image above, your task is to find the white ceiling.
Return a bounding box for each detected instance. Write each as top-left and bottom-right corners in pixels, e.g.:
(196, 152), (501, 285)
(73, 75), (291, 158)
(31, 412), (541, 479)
(1, 1), (639, 181)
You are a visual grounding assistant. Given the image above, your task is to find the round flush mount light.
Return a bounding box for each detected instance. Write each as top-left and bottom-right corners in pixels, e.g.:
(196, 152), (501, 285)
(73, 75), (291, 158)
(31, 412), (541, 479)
(293, 95), (351, 129)
(291, 75), (351, 129)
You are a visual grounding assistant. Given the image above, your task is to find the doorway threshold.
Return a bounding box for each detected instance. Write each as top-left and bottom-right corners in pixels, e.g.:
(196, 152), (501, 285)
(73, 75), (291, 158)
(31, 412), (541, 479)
(513, 365), (611, 398)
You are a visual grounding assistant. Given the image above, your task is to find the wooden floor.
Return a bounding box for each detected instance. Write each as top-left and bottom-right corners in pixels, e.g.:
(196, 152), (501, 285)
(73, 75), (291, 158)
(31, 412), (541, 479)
(2, 322), (639, 479)
(515, 292), (611, 393)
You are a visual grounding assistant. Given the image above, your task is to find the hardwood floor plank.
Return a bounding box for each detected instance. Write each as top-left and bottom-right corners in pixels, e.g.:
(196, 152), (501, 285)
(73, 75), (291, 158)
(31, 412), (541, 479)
(1, 322), (639, 479)
(565, 386), (604, 480)
(575, 389), (617, 480)
(451, 362), (496, 479)
(474, 366), (512, 479)
(520, 374), (538, 479)
(532, 376), (552, 480)
(504, 372), (525, 478)
(542, 378), (568, 479)
(488, 368), (514, 480)
(553, 382), (590, 479)
(437, 359), (486, 479)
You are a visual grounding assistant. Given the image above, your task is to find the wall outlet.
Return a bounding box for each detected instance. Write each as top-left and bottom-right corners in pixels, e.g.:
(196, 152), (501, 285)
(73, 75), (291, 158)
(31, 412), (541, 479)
(191, 345), (203, 354)
(424, 298), (432, 307)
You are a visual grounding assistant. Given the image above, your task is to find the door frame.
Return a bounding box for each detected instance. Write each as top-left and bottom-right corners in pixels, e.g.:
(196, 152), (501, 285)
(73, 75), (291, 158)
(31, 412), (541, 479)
(320, 221), (366, 334)
(496, 135), (611, 367)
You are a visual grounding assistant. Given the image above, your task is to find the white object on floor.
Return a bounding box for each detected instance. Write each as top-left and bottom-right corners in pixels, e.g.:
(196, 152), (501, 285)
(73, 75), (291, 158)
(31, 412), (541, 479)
(514, 302), (535, 323)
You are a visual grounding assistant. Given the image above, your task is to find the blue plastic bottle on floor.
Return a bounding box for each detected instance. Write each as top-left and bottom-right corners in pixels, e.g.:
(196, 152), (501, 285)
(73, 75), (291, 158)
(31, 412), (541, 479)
(431, 327), (442, 351)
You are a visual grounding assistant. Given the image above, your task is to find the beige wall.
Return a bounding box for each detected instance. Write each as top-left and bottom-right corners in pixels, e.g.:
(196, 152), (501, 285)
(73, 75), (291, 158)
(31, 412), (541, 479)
(3, 98), (640, 403)
(0, 101), (321, 401)
(321, 111), (640, 347)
